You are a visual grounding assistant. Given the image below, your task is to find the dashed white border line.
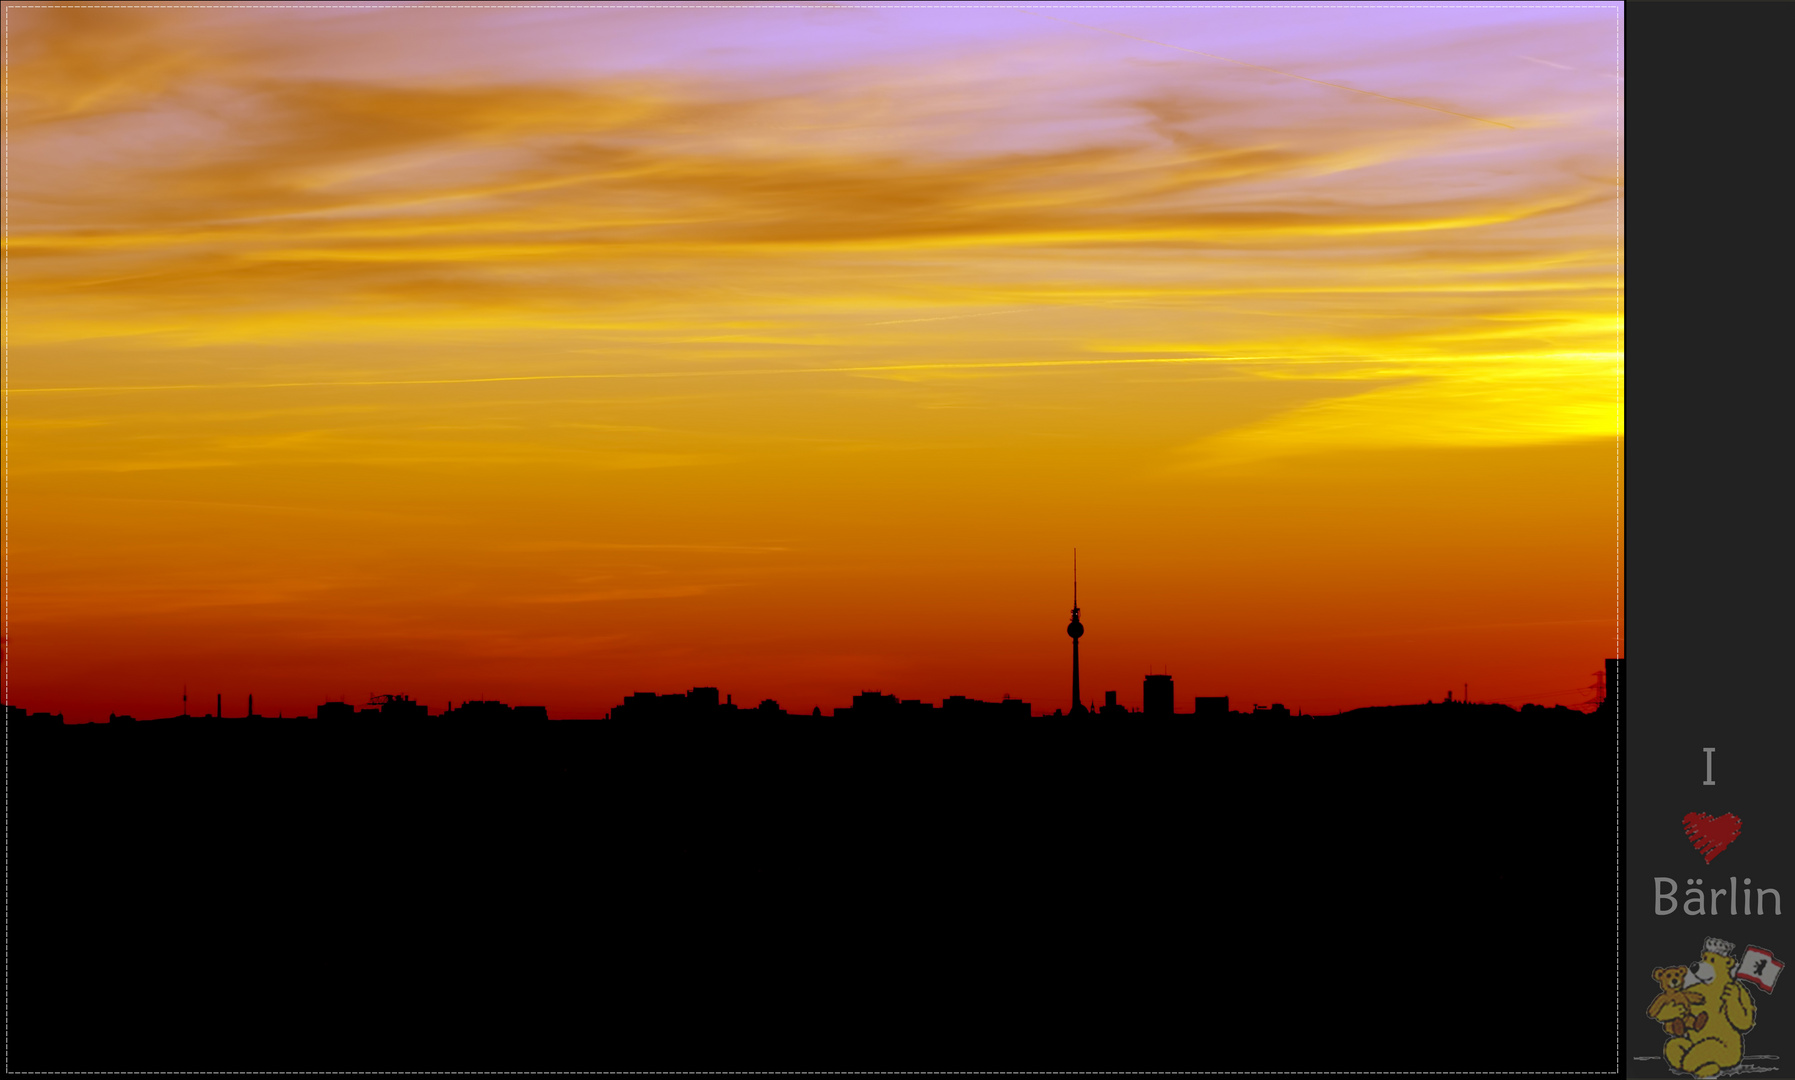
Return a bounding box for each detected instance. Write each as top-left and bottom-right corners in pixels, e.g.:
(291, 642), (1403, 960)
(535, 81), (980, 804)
(3, 0), (9, 1073)
(0, 2), (1626, 1075)
(1612, 0), (1624, 1074)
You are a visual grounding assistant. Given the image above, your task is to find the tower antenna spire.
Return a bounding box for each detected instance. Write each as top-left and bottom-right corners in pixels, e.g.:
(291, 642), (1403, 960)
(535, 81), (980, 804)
(1067, 548), (1086, 714)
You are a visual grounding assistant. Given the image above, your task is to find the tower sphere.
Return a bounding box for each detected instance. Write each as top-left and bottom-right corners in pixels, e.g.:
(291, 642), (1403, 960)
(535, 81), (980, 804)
(1067, 619), (1084, 639)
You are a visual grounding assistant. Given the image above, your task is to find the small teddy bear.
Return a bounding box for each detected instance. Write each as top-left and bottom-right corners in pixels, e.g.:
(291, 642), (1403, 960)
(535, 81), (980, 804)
(1649, 965), (1708, 1037)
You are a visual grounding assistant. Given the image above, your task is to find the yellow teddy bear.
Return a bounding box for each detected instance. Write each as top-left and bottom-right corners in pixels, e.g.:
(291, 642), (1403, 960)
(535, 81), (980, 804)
(1662, 937), (1757, 1078)
(1648, 965), (1707, 1037)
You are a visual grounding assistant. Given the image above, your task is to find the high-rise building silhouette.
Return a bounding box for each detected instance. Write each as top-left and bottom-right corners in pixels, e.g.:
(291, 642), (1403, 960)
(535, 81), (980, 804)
(1143, 674), (1173, 716)
(1067, 551), (1086, 716)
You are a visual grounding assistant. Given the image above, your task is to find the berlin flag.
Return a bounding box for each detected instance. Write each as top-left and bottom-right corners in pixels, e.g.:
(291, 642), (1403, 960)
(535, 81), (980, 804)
(1739, 946), (1783, 994)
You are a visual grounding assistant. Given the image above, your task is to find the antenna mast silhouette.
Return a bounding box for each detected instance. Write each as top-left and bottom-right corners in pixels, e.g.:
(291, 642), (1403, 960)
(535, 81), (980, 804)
(1067, 550), (1086, 715)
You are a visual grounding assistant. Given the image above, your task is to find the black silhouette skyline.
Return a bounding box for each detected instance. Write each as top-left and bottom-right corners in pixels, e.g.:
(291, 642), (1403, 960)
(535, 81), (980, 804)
(12, 586), (1623, 1074)
(9, 563), (1621, 728)
(5, 660), (1618, 730)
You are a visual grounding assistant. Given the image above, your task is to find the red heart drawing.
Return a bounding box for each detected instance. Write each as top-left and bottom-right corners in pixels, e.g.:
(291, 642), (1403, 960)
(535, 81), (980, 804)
(1684, 812), (1743, 864)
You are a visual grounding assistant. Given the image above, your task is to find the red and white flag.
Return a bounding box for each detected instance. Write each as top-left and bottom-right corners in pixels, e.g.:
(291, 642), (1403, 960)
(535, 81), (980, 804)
(1739, 946), (1783, 994)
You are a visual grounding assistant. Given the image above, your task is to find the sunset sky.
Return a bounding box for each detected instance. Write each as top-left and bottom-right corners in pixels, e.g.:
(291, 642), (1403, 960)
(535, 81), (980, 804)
(6, 3), (1623, 721)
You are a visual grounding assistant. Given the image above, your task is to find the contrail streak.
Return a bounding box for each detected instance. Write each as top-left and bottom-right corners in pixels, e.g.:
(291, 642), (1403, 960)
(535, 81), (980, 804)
(1022, 10), (1515, 130)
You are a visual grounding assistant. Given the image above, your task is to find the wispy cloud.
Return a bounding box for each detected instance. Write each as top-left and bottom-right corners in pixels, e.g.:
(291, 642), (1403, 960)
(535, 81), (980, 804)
(7, 5), (1622, 719)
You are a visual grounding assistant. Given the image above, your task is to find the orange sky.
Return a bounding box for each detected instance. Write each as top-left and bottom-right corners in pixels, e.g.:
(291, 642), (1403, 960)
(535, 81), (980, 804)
(5, 4), (1623, 720)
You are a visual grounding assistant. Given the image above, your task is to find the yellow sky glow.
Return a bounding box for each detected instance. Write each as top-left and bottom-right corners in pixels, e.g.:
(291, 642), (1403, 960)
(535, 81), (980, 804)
(7, 5), (1623, 720)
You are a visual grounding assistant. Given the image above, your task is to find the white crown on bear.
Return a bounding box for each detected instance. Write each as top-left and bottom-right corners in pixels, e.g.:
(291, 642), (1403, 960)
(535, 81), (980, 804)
(1705, 936), (1736, 958)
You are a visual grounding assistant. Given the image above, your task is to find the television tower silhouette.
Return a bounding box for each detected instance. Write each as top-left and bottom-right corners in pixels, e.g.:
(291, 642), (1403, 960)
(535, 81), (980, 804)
(1068, 550), (1087, 716)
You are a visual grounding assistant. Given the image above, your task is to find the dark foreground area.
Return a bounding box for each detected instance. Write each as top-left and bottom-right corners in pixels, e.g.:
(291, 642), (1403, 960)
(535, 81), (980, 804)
(11, 708), (1618, 1072)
